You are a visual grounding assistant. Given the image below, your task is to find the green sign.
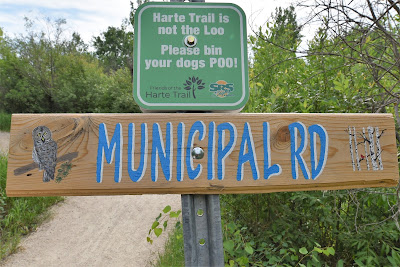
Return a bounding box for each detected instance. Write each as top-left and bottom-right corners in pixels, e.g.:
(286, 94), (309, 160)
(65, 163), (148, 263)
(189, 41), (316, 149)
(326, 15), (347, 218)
(133, 2), (248, 111)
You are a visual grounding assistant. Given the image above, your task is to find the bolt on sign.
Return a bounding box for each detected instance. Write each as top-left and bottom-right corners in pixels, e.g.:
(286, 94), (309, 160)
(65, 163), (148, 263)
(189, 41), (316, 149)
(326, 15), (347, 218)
(133, 2), (248, 111)
(6, 113), (399, 196)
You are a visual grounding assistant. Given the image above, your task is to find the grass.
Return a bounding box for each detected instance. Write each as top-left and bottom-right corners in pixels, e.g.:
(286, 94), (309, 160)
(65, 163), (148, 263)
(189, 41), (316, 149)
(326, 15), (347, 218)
(154, 226), (184, 267)
(0, 155), (63, 260)
(0, 113), (11, 132)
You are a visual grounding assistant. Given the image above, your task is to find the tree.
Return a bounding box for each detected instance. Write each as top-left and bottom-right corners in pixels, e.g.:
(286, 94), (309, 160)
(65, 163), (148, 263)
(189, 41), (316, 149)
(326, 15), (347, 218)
(92, 22), (134, 74)
(300, 0), (400, 141)
(129, 0), (149, 27)
(0, 26), (44, 113)
(10, 17), (70, 112)
(92, 0), (152, 75)
(97, 67), (141, 113)
(246, 6), (307, 113)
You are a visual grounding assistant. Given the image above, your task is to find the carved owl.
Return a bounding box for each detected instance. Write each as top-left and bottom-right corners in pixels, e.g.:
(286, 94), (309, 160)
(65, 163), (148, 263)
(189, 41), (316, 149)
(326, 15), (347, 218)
(32, 126), (58, 182)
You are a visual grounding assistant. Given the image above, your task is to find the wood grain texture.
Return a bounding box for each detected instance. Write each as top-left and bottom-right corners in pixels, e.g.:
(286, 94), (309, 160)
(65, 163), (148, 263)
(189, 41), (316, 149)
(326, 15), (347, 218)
(6, 113), (399, 196)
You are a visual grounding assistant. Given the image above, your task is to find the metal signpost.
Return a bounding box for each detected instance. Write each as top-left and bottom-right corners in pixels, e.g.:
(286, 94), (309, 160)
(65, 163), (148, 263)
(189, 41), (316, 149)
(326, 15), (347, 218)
(135, 0), (240, 264)
(181, 194), (224, 266)
(172, 0), (222, 265)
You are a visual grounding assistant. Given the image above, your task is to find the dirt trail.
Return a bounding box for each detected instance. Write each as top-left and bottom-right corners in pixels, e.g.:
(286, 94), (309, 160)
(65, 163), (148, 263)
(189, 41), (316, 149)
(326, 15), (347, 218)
(0, 131), (9, 155)
(0, 132), (182, 267)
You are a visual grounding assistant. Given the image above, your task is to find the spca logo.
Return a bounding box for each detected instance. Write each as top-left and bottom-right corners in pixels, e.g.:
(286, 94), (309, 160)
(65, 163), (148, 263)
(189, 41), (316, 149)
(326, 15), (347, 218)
(209, 80), (234, 98)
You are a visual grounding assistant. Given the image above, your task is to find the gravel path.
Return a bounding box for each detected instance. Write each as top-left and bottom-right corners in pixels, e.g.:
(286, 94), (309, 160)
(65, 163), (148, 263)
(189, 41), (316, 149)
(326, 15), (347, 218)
(0, 132), (182, 267)
(0, 131), (9, 155)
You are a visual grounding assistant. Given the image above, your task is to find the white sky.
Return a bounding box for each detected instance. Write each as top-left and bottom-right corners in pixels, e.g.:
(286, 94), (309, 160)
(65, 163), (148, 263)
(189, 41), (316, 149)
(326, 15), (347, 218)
(0, 0), (296, 44)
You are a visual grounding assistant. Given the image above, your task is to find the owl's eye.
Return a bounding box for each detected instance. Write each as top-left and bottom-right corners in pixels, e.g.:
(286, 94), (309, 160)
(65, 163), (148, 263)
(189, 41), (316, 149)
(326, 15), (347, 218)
(43, 132), (47, 136)
(37, 133), (41, 137)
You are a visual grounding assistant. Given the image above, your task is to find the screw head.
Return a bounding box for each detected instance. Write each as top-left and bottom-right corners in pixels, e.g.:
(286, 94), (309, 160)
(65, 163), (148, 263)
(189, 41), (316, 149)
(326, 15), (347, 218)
(192, 147), (204, 159)
(184, 35), (197, 47)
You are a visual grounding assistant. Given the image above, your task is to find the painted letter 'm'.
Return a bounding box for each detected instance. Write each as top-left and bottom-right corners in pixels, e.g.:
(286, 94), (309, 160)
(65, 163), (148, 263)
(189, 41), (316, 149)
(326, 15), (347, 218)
(96, 123), (123, 183)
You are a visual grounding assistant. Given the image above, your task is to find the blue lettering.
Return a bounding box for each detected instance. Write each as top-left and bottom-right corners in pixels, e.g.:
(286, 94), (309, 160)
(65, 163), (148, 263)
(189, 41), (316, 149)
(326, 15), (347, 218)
(151, 123), (173, 182)
(186, 121), (205, 180)
(96, 123), (123, 183)
(263, 122), (282, 179)
(217, 122), (237, 180)
(207, 121), (216, 180)
(128, 123), (148, 182)
(237, 122), (259, 181)
(289, 122), (310, 179)
(176, 122), (185, 181)
(309, 124), (328, 180)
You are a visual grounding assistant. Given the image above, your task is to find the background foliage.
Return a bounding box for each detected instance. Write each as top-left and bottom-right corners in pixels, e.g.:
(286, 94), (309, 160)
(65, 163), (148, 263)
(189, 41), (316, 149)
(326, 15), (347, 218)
(225, 1), (400, 266)
(0, 17), (140, 114)
(0, 0), (399, 266)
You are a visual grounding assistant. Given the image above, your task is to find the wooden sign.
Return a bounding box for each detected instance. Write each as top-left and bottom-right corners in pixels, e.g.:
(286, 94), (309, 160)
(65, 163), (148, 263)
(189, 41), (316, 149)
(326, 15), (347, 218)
(6, 113), (398, 196)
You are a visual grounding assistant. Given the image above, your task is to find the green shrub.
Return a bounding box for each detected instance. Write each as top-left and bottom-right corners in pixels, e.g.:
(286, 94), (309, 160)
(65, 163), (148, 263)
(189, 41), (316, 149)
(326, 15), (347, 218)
(221, 190), (400, 266)
(0, 113), (11, 132)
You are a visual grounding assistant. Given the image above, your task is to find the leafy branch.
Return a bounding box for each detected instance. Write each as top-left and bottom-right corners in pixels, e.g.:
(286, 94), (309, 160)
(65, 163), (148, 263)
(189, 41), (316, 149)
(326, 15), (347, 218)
(147, 205), (181, 244)
(296, 244), (337, 267)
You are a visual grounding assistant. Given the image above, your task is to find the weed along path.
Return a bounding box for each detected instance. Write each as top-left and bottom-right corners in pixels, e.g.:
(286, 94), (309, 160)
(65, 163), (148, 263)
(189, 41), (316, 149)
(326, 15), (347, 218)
(2, 131), (181, 266)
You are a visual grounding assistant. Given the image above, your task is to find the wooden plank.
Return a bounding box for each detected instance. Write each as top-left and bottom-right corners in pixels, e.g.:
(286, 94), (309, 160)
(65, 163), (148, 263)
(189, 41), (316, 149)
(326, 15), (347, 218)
(6, 113), (399, 196)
